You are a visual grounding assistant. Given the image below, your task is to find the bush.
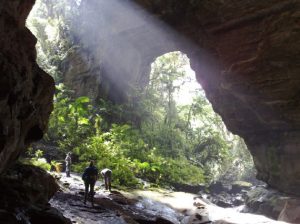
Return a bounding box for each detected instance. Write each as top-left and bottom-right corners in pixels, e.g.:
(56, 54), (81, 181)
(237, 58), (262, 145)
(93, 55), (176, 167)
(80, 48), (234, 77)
(20, 158), (51, 171)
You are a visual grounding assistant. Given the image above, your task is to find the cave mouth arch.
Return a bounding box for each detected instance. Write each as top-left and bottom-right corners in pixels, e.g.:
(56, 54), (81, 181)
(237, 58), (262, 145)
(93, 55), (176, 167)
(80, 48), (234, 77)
(144, 50), (255, 182)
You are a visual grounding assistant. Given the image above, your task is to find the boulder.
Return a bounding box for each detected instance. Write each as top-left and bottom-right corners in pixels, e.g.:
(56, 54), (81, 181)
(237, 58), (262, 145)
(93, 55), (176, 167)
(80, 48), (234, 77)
(0, 163), (58, 208)
(208, 181), (229, 194)
(28, 207), (72, 224)
(244, 186), (300, 220)
(230, 181), (253, 194)
(172, 182), (206, 194)
(278, 199), (300, 223)
(0, 163), (70, 224)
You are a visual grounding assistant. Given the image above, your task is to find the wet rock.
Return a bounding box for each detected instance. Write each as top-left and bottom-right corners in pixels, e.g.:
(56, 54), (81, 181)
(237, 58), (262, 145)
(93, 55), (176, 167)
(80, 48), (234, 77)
(278, 199), (300, 223)
(0, 163), (58, 208)
(0, 163), (70, 224)
(51, 173), (290, 224)
(193, 198), (206, 209)
(208, 182), (229, 195)
(200, 181), (251, 208)
(172, 183), (206, 194)
(110, 191), (136, 206)
(232, 195), (244, 207)
(186, 210), (211, 224)
(155, 217), (175, 224)
(244, 186), (300, 220)
(134, 217), (175, 224)
(28, 207), (72, 224)
(215, 199), (232, 208)
(0, 210), (19, 224)
(63, 182), (71, 188)
(230, 181), (252, 194)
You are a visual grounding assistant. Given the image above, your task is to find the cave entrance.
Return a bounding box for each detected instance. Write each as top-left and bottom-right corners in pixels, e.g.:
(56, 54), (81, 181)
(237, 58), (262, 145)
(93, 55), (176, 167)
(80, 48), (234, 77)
(25, 0), (256, 186)
(148, 51), (255, 183)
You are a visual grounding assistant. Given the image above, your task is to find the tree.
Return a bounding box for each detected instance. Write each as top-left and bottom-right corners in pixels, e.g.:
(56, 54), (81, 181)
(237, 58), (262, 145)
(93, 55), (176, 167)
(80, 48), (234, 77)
(27, 0), (80, 82)
(139, 52), (188, 158)
(46, 84), (94, 153)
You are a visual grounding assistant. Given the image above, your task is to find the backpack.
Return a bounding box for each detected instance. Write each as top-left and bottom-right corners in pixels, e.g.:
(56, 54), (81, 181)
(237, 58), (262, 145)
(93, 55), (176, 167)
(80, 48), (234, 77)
(82, 166), (98, 182)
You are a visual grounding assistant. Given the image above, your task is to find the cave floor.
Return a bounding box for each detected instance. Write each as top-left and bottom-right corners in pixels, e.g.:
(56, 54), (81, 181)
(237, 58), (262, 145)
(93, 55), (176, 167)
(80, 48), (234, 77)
(50, 173), (288, 224)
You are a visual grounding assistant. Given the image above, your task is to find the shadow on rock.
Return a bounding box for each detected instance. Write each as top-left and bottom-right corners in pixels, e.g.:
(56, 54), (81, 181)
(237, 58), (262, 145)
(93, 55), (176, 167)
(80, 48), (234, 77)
(0, 163), (71, 224)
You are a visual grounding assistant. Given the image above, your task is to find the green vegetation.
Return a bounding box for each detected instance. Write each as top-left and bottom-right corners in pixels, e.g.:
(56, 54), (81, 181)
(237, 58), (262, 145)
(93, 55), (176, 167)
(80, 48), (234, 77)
(25, 0), (255, 189)
(20, 149), (51, 171)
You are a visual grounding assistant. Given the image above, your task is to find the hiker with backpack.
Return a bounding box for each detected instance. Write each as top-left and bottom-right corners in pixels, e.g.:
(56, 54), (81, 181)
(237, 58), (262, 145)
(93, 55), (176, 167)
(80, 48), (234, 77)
(82, 160), (98, 206)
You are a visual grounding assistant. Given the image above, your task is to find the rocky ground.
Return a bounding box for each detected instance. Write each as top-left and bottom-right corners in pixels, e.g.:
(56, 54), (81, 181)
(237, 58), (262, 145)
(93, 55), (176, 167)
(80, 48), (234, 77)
(50, 173), (290, 224)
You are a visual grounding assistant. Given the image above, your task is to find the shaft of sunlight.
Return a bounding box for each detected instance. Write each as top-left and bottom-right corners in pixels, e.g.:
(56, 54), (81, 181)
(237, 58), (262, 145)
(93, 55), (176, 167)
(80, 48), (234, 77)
(70, 0), (208, 99)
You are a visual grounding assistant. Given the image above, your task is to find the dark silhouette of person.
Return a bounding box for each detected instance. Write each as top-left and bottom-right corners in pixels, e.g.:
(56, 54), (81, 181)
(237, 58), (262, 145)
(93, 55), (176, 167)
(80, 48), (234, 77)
(65, 152), (72, 177)
(82, 161), (98, 206)
(101, 168), (112, 192)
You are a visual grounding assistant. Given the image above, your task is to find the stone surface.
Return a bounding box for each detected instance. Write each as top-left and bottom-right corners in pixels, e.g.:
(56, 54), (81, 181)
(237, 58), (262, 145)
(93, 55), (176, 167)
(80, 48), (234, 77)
(28, 207), (72, 224)
(0, 163), (70, 224)
(172, 183), (206, 194)
(245, 186), (300, 220)
(51, 174), (182, 224)
(278, 199), (300, 223)
(0, 0), (55, 174)
(68, 0), (300, 195)
(0, 163), (58, 208)
(62, 47), (102, 101)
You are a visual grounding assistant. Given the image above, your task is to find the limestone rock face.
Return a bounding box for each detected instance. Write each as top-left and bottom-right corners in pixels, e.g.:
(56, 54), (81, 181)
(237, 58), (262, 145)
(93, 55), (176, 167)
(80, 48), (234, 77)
(0, 163), (70, 224)
(62, 48), (102, 101)
(0, 163), (59, 208)
(0, 0), (54, 173)
(245, 186), (300, 221)
(74, 0), (300, 195)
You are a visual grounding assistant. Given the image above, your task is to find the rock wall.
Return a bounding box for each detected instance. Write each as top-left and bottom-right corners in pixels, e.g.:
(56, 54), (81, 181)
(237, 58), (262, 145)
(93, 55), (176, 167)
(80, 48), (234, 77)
(0, 163), (70, 224)
(71, 0), (300, 195)
(245, 186), (300, 222)
(160, 0), (300, 196)
(0, 0), (54, 173)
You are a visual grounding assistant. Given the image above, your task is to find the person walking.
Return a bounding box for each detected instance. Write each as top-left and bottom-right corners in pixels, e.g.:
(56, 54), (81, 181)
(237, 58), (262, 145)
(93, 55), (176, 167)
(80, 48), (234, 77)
(82, 161), (98, 206)
(101, 168), (112, 192)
